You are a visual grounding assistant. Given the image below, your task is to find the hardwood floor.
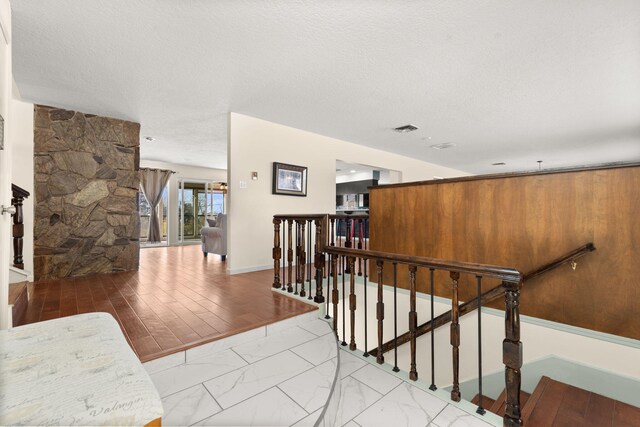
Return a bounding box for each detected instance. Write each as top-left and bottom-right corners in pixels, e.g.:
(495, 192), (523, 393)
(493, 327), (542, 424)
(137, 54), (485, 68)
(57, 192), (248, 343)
(18, 245), (317, 362)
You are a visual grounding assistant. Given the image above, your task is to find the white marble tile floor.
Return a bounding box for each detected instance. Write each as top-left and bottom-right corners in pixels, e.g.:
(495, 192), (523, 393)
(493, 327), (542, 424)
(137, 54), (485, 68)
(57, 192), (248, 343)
(144, 312), (496, 426)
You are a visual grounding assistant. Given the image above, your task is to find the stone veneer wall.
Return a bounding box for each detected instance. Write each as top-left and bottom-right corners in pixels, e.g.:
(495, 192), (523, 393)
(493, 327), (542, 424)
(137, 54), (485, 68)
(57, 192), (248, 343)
(33, 105), (141, 280)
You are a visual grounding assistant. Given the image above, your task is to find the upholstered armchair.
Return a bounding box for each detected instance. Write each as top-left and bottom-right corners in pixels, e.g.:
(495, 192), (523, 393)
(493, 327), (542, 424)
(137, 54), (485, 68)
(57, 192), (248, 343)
(200, 213), (227, 261)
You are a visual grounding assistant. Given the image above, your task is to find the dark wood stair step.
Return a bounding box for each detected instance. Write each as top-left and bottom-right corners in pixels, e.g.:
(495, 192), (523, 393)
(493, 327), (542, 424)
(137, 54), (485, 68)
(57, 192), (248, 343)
(523, 376), (640, 426)
(470, 388), (531, 418)
(487, 388), (531, 417)
(471, 394), (495, 410)
(9, 281), (29, 326)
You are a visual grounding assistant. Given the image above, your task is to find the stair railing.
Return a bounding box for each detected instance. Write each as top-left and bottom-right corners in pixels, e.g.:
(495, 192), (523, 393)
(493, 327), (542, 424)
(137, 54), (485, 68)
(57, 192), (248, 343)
(323, 245), (524, 426)
(273, 214), (328, 302)
(369, 242), (596, 358)
(272, 213), (369, 303)
(272, 213), (597, 426)
(11, 184), (30, 269)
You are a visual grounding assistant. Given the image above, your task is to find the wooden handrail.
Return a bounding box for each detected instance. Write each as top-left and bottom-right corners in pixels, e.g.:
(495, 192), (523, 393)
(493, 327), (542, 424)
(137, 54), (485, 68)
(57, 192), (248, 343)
(524, 242), (595, 282)
(368, 242), (596, 358)
(273, 214), (327, 220)
(324, 246), (523, 283)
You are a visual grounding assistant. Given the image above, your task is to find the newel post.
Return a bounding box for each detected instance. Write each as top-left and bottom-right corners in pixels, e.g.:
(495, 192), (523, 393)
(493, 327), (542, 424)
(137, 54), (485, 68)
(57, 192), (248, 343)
(11, 184), (29, 270)
(503, 280), (523, 427)
(313, 218), (325, 303)
(272, 218), (282, 288)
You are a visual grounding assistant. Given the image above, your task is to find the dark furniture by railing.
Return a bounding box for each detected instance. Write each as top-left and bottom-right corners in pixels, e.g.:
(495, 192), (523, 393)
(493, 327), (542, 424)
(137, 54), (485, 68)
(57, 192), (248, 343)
(11, 184), (30, 269)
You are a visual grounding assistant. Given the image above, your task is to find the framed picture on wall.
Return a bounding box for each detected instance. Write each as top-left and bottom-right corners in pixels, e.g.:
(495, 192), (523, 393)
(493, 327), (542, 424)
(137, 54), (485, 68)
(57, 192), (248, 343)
(272, 162), (307, 196)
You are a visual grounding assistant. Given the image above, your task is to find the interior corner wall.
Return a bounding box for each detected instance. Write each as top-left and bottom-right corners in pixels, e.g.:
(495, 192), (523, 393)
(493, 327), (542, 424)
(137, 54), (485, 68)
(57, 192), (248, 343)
(227, 112), (469, 274)
(33, 105), (141, 280)
(139, 159), (227, 246)
(10, 97), (34, 274)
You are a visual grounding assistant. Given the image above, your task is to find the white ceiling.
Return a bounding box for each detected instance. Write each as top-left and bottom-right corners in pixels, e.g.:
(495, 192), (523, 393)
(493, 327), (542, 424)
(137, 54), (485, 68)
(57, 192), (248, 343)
(11, 1), (640, 174)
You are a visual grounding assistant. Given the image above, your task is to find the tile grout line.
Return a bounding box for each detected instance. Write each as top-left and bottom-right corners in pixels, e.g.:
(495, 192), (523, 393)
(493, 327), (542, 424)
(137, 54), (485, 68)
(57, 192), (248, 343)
(230, 347), (251, 365)
(152, 349), (250, 398)
(275, 384), (312, 417)
(426, 403), (450, 426)
(199, 350), (321, 412)
(340, 374), (389, 425)
(232, 329), (334, 367)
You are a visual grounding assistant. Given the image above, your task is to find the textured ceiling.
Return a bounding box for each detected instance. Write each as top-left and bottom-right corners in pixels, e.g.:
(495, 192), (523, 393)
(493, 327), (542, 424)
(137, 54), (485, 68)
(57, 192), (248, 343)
(11, 1), (640, 173)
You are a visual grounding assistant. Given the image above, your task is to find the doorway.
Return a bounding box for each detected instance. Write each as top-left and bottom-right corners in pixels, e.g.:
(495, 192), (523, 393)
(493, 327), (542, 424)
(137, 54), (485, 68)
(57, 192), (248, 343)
(178, 180), (225, 243)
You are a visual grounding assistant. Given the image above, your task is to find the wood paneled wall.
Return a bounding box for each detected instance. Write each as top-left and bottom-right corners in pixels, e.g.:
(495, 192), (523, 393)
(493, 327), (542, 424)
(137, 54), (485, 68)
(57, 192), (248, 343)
(369, 164), (640, 340)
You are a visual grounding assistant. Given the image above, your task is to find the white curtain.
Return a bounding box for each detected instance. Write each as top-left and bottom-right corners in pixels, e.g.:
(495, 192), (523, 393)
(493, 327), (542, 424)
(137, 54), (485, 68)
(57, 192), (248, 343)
(139, 168), (172, 243)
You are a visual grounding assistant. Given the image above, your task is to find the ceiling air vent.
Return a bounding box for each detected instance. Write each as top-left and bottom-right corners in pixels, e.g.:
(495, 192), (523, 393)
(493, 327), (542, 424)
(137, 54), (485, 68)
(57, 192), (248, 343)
(393, 124), (419, 133)
(430, 142), (456, 150)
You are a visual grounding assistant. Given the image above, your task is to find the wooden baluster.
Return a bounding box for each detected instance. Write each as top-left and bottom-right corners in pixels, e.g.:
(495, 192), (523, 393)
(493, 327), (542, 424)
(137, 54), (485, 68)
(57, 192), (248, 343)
(307, 219), (313, 300)
(325, 256), (331, 319)
(314, 218), (325, 303)
(503, 280), (523, 427)
(357, 219), (363, 276)
(11, 188), (27, 269)
(450, 271), (461, 402)
(376, 260), (385, 364)
(341, 255), (347, 346)
(363, 258), (369, 357)
(272, 218), (281, 288)
(409, 265), (418, 380)
(429, 268), (437, 391)
(332, 254), (339, 337)
(294, 221), (300, 295)
(476, 275), (486, 415)
(348, 256), (357, 351)
(281, 222), (286, 290)
(299, 220), (306, 297)
(287, 220), (293, 293)
(392, 262), (399, 372)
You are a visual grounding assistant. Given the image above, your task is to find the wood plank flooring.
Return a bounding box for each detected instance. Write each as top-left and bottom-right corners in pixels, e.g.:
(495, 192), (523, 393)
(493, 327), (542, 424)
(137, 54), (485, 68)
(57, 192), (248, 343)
(17, 245), (316, 362)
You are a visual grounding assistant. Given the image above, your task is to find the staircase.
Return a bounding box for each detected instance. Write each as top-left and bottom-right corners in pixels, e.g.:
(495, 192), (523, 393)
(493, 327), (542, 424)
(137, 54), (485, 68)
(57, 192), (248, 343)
(474, 376), (640, 426)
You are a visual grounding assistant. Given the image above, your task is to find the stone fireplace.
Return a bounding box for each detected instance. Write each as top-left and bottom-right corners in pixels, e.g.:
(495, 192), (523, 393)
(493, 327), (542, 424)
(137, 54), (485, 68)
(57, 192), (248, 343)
(33, 105), (141, 280)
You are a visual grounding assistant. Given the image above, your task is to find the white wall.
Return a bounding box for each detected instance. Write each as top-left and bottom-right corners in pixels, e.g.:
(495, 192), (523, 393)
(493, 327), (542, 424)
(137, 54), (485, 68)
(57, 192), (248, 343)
(139, 159), (226, 245)
(0, 0), (12, 329)
(10, 90), (34, 275)
(335, 171), (374, 184)
(330, 279), (640, 405)
(227, 113), (469, 274)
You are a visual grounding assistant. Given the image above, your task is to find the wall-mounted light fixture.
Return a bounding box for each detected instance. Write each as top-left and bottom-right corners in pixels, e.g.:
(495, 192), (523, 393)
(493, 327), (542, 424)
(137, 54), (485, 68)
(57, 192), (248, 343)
(251, 171), (258, 180)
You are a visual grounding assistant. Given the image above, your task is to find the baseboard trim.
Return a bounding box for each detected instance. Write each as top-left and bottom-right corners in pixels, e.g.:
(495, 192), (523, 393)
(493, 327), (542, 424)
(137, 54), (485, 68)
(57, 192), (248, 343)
(228, 264), (272, 275)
